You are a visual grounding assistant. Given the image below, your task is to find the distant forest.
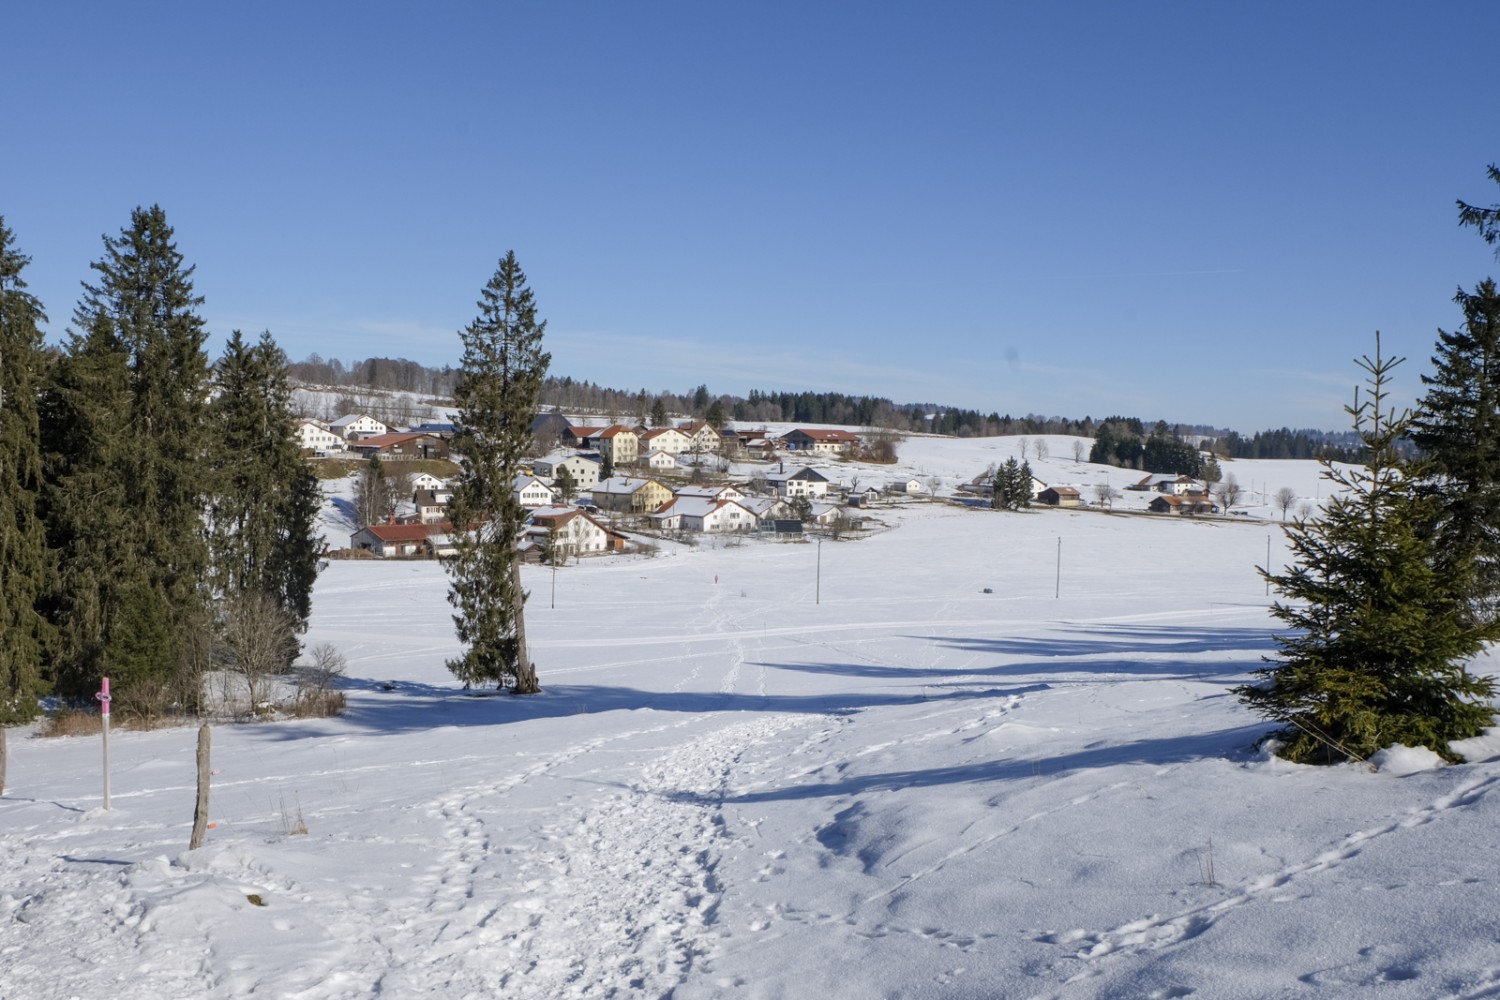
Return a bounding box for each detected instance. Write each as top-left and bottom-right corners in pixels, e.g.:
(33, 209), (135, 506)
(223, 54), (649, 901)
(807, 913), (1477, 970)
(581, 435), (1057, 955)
(286, 354), (1361, 462)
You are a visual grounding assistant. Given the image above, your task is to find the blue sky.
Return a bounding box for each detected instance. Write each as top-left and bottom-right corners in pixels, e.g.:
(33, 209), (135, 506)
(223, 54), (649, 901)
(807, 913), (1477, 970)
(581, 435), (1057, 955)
(5, 2), (1498, 433)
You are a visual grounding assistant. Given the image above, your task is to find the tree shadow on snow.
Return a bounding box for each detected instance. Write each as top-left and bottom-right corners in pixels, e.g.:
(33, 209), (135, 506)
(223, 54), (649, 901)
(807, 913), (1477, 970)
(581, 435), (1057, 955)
(280, 674), (1054, 738)
(667, 723), (1267, 805)
(284, 622), (1279, 740)
(773, 623), (1279, 684)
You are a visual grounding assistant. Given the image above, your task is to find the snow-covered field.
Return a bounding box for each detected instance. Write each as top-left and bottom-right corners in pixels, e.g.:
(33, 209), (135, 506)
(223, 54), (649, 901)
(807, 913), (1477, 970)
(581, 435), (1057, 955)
(6, 437), (1500, 999)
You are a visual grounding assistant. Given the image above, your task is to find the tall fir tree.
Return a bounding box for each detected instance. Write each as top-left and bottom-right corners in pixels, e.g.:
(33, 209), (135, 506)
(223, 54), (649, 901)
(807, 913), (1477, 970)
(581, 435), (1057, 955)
(1236, 336), (1497, 764)
(1410, 279), (1500, 619)
(0, 219), (56, 722)
(208, 330), (323, 643)
(41, 206), (212, 710)
(445, 251), (551, 692)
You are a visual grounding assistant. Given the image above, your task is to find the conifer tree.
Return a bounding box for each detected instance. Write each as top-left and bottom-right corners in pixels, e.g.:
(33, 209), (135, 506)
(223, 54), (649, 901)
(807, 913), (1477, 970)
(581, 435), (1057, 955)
(1236, 336), (1497, 764)
(1457, 163), (1500, 257)
(1410, 279), (1500, 618)
(208, 330), (323, 642)
(992, 458), (1033, 510)
(43, 206), (213, 708)
(554, 464), (578, 503)
(446, 251), (550, 692)
(0, 219), (56, 722)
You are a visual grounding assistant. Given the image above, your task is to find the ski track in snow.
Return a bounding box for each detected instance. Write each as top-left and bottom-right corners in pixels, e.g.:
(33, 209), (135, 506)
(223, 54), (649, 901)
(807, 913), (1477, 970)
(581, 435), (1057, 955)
(1032, 772), (1500, 993)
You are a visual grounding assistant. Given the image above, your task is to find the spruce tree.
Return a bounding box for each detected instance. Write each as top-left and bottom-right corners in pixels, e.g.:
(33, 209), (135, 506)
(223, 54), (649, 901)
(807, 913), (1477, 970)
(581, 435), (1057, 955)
(42, 206), (212, 710)
(992, 458), (1034, 511)
(208, 330), (323, 643)
(554, 464), (577, 503)
(1410, 279), (1500, 618)
(1235, 336), (1496, 764)
(0, 219), (56, 722)
(1457, 163), (1500, 257)
(445, 251), (551, 692)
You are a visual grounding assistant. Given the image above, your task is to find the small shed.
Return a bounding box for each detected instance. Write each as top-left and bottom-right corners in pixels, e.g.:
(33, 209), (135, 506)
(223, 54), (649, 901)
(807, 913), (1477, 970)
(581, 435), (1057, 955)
(1038, 486), (1083, 508)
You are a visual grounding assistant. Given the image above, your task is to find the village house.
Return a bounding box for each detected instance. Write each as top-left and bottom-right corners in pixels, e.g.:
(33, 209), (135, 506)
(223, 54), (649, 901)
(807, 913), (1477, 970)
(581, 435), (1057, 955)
(674, 484), (746, 501)
(677, 421), (723, 454)
(534, 453), (602, 491)
(782, 428), (860, 455)
(410, 472), (448, 493)
(765, 466), (832, 499)
(738, 495), (794, 522)
(638, 426), (692, 456)
(513, 474), (556, 508)
(565, 426), (608, 449)
(530, 412), (574, 450)
(592, 476), (673, 515)
(595, 425), (640, 466)
(807, 502), (845, 527)
(651, 495), (757, 533)
(526, 506), (614, 559)
(412, 488), (451, 524)
(1148, 495), (1219, 516)
(295, 420), (346, 454)
(348, 432), (450, 461)
(330, 414), (389, 441)
(349, 521), (451, 558)
(1129, 473), (1203, 495)
(641, 449), (680, 472)
(723, 428), (776, 459)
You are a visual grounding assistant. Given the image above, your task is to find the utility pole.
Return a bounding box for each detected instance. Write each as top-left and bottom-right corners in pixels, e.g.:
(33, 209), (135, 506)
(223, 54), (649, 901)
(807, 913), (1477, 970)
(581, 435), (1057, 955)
(1055, 537), (1062, 598)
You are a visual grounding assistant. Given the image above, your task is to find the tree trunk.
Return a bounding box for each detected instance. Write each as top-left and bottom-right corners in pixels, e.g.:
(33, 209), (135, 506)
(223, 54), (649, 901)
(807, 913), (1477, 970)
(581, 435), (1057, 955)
(511, 557), (539, 693)
(0, 727), (7, 797)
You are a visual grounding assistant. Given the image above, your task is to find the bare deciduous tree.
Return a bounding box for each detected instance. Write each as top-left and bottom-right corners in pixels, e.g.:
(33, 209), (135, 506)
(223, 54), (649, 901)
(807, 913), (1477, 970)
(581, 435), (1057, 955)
(1072, 440), (1086, 463)
(217, 591), (297, 717)
(1091, 482), (1119, 511)
(1216, 475), (1243, 513)
(1274, 487), (1297, 520)
(296, 643), (347, 716)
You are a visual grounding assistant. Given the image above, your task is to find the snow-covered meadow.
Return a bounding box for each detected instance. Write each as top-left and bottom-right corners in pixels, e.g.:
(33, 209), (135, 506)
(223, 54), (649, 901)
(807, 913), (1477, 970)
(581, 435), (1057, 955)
(6, 436), (1500, 999)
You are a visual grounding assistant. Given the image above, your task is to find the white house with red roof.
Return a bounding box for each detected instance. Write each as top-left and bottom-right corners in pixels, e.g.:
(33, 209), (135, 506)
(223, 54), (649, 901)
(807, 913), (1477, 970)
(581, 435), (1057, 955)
(349, 521), (452, 558)
(526, 506), (612, 557)
(782, 428), (860, 455)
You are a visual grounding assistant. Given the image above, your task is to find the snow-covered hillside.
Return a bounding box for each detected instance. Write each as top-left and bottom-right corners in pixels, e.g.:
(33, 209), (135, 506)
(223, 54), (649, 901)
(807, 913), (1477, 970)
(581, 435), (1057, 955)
(5, 437), (1499, 1000)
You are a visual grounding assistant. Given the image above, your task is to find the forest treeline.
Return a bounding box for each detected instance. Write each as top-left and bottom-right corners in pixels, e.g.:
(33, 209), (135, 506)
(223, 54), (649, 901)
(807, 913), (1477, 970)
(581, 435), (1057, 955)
(286, 357), (1358, 461)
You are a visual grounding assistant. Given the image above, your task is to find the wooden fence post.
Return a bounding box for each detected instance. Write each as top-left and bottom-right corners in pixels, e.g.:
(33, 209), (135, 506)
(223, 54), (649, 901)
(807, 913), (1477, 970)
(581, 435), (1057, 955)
(189, 724), (211, 849)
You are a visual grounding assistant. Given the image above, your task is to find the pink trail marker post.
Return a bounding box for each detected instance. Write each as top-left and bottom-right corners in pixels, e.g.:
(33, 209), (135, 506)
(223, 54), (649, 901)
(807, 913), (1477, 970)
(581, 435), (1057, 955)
(97, 677), (111, 809)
